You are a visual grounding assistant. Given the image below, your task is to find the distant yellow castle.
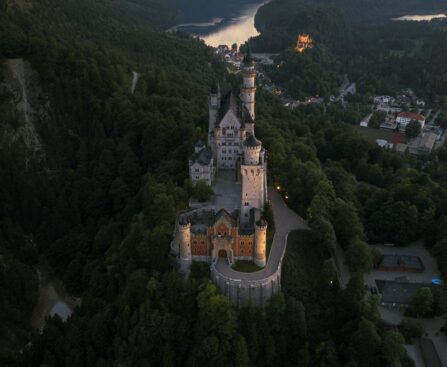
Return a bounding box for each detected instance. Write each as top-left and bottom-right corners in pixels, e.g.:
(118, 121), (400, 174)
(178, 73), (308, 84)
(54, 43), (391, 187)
(295, 34), (313, 53)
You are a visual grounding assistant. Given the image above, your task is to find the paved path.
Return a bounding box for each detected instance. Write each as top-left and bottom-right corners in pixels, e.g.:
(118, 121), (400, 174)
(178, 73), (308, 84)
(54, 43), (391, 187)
(214, 188), (308, 281)
(131, 71), (139, 94)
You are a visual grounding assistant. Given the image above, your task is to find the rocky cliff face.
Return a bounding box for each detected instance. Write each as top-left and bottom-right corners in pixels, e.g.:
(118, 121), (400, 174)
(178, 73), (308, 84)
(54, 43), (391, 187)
(0, 58), (47, 165)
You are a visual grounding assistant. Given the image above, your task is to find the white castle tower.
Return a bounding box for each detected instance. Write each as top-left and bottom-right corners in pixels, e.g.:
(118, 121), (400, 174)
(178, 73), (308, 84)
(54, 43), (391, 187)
(241, 52), (256, 132)
(239, 52), (267, 224)
(240, 135), (267, 223)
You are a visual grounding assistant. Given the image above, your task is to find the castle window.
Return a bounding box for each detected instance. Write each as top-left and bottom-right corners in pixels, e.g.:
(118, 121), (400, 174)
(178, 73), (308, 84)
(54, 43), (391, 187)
(195, 176), (200, 179)
(195, 169), (200, 172)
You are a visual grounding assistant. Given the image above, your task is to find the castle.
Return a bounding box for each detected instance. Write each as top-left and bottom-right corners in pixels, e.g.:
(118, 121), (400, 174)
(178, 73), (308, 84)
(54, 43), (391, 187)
(296, 34), (313, 53)
(171, 53), (268, 273)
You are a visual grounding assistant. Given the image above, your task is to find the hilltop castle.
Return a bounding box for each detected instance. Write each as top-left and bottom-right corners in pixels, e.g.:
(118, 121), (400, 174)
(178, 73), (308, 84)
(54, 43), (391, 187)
(171, 54), (268, 273)
(296, 34), (313, 53)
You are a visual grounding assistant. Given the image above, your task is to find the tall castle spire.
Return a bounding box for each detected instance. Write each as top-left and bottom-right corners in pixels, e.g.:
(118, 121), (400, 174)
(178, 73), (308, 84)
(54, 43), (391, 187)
(241, 46), (256, 128)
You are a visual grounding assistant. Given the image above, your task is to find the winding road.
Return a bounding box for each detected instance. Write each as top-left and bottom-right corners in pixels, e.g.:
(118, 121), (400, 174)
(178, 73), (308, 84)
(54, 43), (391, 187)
(214, 187), (309, 281)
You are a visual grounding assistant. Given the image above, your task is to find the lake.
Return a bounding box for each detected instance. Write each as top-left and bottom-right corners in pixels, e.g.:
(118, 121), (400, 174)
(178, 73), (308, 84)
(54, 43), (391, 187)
(393, 13), (446, 21)
(173, 1), (266, 47)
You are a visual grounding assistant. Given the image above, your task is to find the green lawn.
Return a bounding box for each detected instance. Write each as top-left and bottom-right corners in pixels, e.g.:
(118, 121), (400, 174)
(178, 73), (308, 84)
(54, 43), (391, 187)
(353, 125), (394, 143)
(232, 260), (263, 273)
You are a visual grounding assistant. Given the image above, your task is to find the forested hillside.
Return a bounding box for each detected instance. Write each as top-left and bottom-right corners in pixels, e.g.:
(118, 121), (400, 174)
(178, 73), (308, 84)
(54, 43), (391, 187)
(251, 0), (447, 98)
(255, 0), (447, 31)
(0, 0), (224, 362)
(0, 0), (445, 366)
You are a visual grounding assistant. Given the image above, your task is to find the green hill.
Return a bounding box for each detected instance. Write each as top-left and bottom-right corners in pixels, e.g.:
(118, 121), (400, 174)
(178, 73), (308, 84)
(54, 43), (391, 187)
(0, 0), (225, 361)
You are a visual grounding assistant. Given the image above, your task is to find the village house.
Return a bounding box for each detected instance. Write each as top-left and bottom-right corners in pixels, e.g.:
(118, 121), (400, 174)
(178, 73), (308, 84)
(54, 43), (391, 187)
(396, 111), (425, 132)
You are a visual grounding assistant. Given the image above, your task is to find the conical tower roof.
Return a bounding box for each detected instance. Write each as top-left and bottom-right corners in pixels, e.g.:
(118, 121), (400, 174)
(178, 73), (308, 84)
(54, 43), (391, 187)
(243, 134), (261, 147)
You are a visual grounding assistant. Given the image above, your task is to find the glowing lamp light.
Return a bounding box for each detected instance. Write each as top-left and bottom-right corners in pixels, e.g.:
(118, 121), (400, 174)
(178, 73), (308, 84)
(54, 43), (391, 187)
(285, 195), (289, 199)
(276, 186), (281, 190)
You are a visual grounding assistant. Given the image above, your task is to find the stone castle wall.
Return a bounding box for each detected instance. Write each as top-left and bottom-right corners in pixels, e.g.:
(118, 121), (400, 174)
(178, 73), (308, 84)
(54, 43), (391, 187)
(210, 233), (290, 307)
(210, 262), (282, 308)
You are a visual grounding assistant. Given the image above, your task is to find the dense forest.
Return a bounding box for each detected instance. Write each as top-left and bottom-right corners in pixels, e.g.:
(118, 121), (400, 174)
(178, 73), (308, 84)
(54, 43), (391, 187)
(252, 0), (447, 99)
(1, 0), (447, 366)
(256, 0), (447, 29)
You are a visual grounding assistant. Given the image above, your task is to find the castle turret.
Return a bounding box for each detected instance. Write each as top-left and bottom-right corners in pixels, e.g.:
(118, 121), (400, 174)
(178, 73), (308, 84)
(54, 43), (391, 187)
(179, 218), (192, 272)
(243, 135), (261, 165)
(241, 52), (256, 121)
(254, 219), (267, 267)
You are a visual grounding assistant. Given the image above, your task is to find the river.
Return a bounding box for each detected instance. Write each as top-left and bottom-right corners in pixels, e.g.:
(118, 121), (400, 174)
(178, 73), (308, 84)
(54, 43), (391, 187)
(172, 1), (267, 47)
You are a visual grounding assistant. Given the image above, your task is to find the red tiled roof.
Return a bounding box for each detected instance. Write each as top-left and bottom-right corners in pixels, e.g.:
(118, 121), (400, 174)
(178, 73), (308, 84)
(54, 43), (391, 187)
(397, 111), (425, 121)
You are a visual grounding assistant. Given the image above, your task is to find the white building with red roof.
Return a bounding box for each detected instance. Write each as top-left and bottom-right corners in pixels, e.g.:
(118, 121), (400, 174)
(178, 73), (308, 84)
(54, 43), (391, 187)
(396, 111), (425, 132)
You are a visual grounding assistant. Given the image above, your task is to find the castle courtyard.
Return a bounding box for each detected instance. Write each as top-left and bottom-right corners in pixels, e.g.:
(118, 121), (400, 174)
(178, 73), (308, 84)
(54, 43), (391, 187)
(211, 170), (241, 213)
